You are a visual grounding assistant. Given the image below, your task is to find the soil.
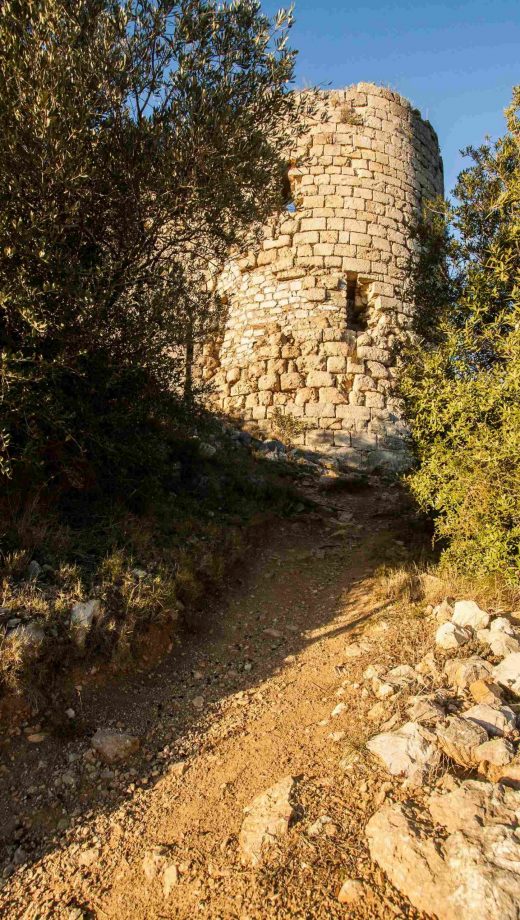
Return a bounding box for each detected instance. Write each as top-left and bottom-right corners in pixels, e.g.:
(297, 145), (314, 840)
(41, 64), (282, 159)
(0, 477), (435, 919)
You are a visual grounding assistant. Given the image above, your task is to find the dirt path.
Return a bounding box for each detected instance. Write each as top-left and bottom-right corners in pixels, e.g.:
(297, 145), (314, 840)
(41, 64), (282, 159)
(0, 480), (432, 919)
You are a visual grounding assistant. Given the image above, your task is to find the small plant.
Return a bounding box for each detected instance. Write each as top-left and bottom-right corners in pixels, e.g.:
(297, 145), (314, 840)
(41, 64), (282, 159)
(339, 105), (364, 126)
(270, 408), (305, 446)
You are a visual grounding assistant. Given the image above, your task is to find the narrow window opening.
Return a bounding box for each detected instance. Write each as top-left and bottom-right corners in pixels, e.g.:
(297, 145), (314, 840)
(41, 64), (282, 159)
(345, 275), (369, 331)
(281, 167), (297, 213)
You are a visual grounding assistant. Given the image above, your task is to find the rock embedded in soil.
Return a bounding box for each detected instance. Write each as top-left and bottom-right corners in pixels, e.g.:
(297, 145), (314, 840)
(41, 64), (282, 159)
(337, 878), (365, 905)
(239, 776), (296, 867)
(366, 721), (440, 786)
(452, 600), (490, 630)
(427, 777), (520, 832)
(366, 785), (520, 920)
(91, 729), (140, 764)
(444, 656), (492, 690)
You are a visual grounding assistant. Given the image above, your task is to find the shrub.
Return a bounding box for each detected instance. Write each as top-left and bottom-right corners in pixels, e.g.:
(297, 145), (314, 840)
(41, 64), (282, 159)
(400, 87), (520, 584)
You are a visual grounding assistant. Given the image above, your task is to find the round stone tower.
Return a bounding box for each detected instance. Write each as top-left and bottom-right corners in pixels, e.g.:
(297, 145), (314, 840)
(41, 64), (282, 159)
(200, 82), (444, 470)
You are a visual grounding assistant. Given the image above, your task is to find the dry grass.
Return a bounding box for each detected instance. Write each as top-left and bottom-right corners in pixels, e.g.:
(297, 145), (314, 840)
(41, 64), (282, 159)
(374, 560), (520, 617)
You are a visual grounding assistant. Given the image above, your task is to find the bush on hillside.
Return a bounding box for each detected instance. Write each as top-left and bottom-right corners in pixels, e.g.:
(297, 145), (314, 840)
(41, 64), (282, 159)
(400, 87), (520, 584)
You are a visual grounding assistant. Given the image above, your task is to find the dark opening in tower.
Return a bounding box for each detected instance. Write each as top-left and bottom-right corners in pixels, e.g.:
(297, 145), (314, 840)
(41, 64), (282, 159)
(346, 275), (369, 331)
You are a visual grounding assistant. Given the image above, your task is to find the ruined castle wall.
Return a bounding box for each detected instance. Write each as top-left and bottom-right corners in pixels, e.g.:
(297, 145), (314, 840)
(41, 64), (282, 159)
(200, 83), (444, 470)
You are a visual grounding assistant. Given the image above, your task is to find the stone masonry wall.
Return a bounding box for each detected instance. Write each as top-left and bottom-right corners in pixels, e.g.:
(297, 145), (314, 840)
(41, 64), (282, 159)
(199, 82), (444, 471)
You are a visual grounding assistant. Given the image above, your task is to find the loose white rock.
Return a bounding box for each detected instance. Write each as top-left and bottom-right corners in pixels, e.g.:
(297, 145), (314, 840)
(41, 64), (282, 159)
(239, 776), (295, 867)
(435, 621), (471, 650)
(464, 704), (517, 738)
(490, 616), (514, 635)
(91, 729), (140, 764)
(366, 721), (440, 786)
(337, 878), (365, 905)
(494, 653), (520, 696)
(452, 600), (490, 630)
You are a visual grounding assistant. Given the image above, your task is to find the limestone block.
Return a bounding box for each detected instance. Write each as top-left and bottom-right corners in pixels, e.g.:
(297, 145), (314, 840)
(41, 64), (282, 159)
(318, 387), (344, 404)
(365, 391), (386, 409)
(258, 373), (280, 392)
(352, 375), (374, 393)
(306, 370), (334, 388)
(304, 402), (335, 418)
(280, 372), (304, 391)
(327, 356), (348, 373)
(336, 404), (371, 422)
(305, 429), (334, 449)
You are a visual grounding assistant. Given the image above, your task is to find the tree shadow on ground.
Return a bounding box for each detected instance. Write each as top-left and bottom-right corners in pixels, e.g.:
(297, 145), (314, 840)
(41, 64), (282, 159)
(0, 477), (434, 885)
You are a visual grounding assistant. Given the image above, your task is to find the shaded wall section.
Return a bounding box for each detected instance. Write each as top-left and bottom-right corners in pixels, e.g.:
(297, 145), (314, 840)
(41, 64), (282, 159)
(199, 82), (444, 471)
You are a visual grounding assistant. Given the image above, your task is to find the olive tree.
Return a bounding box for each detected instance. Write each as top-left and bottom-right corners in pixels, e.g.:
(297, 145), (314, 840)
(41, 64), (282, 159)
(0, 0), (312, 490)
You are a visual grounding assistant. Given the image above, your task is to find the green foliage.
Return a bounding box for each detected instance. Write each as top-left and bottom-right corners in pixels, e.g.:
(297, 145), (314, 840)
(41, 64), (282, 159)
(0, 0), (312, 498)
(270, 406), (305, 445)
(401, 87), (520, 584)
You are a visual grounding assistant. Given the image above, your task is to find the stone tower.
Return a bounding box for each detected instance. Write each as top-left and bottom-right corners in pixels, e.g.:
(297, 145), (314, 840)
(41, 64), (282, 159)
(200, 82), (444, 470)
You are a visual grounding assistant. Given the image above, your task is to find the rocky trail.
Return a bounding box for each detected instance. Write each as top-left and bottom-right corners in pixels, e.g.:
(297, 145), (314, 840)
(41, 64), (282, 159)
(1, 478), (519, 919)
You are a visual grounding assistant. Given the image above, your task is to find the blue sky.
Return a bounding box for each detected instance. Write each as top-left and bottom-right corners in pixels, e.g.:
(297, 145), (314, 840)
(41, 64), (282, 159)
(264, 0), (520, 196)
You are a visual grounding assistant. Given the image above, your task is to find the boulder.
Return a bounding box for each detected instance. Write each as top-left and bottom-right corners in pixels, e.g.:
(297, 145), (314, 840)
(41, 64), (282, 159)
(366, 721), (440, 786)
(435, 621), (472, 650)
(452, 600), (490, 630)
(366, 789), (520, 920)
(91, 729), (140, 764)
(239, 776), (296, 867)
(435, 715), (488, 768)
(494, 653), (520, 696)
(428, 778), (520, 834)
(490, 616), (514, 635)
(477, 630), (520, 657)
(444, 656), (492, 690)
(464, 703), (517, 737)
